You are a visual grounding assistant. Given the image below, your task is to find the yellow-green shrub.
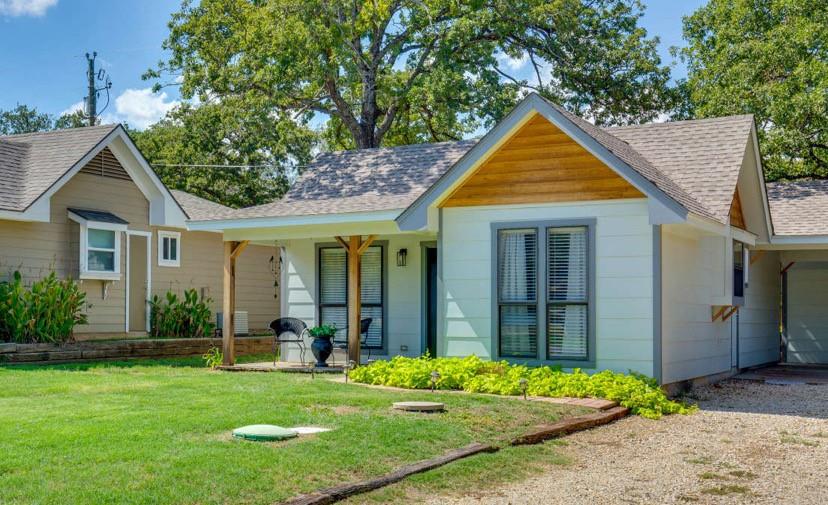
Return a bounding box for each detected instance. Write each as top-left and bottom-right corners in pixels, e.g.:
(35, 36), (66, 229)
(350, 355), (694, 419)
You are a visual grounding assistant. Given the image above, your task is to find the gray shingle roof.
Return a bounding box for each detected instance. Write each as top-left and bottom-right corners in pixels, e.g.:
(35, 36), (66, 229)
(767, 180), (828, 236)
(0, 125), (118, 211)
(196, 109), (755, 225)
(170, 190), (233, 220)
(219, 139), (478, 220)
(610, 115), (755, 224)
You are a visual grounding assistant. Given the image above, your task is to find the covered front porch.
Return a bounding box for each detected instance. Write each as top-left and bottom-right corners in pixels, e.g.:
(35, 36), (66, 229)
(213, 220), (439, 366)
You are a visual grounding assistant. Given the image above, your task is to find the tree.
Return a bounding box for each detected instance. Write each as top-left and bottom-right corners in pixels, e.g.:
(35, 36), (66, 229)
(680, 0), (828, 181)
(149, 0), (678, 152)
(0, 104), (53, 135)
(0, 105), (90, 135)
(130, 100), (314, 208)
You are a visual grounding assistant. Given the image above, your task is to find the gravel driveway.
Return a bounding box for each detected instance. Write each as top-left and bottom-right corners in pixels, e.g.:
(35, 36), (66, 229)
(432, 380), (828, 504)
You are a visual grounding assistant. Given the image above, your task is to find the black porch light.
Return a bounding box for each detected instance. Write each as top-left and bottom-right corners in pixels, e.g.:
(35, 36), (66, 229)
(396, 248), (408, 267)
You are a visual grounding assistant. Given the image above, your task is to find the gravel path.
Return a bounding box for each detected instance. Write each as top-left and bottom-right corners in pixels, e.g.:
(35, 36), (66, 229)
(431, 380), (828, 504)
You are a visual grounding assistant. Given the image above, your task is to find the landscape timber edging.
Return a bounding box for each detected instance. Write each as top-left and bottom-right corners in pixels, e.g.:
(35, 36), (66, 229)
(0, 336), (272, 365)
(280, 382), (632, 505)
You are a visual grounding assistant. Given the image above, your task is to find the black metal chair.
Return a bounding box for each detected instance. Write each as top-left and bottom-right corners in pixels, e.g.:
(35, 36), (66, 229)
(269, 318), (308, 366)
(332, 318), (373, 365)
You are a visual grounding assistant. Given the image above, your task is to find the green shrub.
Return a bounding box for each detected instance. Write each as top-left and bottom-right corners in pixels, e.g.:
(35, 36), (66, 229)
(308, 324), (337, 338)
(202, 346), (223, 369)
(350, 355), (695, 419)
(0, 271), (88, 344)
(149, 289), (215, 338)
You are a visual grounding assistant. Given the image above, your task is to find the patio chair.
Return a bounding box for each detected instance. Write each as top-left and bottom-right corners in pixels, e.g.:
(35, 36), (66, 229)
(332, 318), (373, 366)
(269, 318), (308, 366)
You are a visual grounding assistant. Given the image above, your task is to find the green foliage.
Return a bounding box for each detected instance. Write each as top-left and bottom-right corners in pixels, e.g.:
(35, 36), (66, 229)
(0, 103), (90, 135)
(679, 0), (828, 180)
(149, 0), (679, 157)
(202, 346), (223, 369)
(350, 355), (695, 419)
(149, 289), (215, 338)
(0, 271), (88, 344)
(308, 324), (337, 338)
(129, 101), (314, 208)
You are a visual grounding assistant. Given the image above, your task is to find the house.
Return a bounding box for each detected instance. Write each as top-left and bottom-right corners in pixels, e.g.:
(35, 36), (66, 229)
(187, 92), (828, 389)
(0, 125), (278, 339)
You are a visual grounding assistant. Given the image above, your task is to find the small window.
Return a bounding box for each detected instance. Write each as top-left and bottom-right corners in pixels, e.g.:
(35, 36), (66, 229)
(733, 240), (745, 298)
(158, 231), (181, 267)
(87, 228), (117, 272)
(68, 209), (126, 280)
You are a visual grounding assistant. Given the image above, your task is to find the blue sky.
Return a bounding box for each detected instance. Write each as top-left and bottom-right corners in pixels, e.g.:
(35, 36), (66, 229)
(0, 0), (706, 130)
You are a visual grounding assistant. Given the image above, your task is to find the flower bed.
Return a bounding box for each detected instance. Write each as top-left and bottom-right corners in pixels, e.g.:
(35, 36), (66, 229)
(350, 355), (694, 419)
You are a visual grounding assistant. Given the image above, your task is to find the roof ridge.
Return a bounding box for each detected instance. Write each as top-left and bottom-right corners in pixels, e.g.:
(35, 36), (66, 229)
(606, 114), (754, 131)
(320, 138), (478, 157)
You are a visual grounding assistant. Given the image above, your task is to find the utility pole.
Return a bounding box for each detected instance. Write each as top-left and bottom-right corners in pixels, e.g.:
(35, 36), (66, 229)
(83, 52), (112, 127)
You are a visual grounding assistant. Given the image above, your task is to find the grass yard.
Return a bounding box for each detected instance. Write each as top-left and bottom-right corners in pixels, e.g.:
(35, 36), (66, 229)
(0, 357), (587, 504)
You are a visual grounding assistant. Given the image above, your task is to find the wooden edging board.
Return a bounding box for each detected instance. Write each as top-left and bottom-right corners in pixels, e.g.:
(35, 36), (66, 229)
(280, 443), (497, 505)
(280, 404), (631, 505)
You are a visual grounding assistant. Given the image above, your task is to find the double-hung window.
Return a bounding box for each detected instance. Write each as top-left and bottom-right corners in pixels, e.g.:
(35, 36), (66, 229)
(495, 221), (594, 366)
(318, 244), (385, 349)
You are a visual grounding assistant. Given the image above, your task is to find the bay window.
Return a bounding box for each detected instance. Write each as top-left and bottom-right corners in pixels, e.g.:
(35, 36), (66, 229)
(494, 220), (595, 366)
(68, 208), (127, 280)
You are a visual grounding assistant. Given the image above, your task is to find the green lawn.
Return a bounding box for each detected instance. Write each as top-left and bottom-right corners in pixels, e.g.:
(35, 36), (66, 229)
(0, 357), (585, 504)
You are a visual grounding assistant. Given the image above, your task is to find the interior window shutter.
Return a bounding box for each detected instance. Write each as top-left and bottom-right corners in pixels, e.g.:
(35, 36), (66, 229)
(498, 229), (537, 358)
(359, 246), (383, 348)
(547, 227), (588, 359)
(319, 248), (347, 332)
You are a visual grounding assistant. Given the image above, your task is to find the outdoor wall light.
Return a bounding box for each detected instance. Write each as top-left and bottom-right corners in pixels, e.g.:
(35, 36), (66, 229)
(519, 378), (529, 400)
(430, 370), (441, 392)
(396, 248), (408, 267)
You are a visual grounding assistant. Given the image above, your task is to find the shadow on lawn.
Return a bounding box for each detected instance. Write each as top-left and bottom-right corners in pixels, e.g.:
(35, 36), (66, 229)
(0, 353), (275, 372)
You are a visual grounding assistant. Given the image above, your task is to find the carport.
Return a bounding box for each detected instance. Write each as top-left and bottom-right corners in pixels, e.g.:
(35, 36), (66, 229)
(766, 179), (828, 365)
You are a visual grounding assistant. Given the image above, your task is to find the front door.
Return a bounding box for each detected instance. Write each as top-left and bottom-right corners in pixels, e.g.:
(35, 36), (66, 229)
(425, 247), (438, 357)
(128, 235), (148, 332)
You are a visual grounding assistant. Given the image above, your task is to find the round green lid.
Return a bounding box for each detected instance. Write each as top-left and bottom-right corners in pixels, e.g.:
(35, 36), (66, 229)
(232, 424), (298, 442)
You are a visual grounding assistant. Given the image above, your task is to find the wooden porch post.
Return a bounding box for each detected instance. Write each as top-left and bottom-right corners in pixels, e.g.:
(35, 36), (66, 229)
(347, 236), (361, 365)
(222, 240), (249, 366)
(334, 235), (376, 366)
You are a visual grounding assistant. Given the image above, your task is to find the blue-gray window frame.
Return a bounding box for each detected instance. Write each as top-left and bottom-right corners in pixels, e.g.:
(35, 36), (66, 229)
(491, 219), (597, 368)
(315, 241), (388, 354)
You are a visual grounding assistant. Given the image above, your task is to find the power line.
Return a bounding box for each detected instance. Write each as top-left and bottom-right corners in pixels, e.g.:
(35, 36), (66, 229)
(151, 162), (311, 170)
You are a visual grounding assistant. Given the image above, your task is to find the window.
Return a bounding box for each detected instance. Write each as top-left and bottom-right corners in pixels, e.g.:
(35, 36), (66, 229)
(733, 240), (745, 299)
(495, 221), (594, 365)
(158, 231), (181, 267)
(68, 209), (126, 280)
(318, 244), (385, 349)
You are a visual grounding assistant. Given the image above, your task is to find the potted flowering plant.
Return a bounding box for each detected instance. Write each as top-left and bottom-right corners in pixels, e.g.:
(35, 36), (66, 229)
(308, 324), (337, 367)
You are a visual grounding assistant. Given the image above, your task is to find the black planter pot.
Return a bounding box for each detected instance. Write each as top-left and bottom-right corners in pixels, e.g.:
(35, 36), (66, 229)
(311, 336), (333, 367)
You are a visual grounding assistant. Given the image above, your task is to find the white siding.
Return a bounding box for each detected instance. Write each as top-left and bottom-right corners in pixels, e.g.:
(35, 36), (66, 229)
(661, 225), (732, 383)
(739, 250), (780, 367)
(440, 199), (654, 376)
(279, 234), (429, 361)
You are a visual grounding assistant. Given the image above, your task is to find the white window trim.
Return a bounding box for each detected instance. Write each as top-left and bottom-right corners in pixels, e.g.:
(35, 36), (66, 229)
(157, 230), (182, 267)
(68, 214), (126, 281)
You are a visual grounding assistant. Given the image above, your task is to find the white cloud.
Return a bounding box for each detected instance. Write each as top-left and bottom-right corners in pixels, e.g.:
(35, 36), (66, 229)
(0, 0), (58, 17)
(497, 51), (529, 72)
(113, 88), (179, 129)
(59, 100), (84, 117)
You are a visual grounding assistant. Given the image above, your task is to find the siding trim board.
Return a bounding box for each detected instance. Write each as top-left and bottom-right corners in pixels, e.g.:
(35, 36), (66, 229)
(489, 218), (597, 369)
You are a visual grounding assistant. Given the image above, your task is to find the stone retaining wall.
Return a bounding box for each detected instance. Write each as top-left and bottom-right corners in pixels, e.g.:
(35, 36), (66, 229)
(0, 336), (273, 365)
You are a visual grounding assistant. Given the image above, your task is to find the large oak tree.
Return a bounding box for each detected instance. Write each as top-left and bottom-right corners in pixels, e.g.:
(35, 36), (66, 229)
(148, 0), (679, 154)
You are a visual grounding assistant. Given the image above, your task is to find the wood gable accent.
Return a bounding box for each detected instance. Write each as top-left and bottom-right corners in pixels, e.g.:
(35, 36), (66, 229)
(729, 187), (746, 230)
(440, 114), (643, 208)
(79, 147), (132, 182)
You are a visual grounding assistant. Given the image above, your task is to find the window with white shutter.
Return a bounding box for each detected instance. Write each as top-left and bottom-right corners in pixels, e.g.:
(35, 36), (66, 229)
(318, 244), (384, 349)
(493, 221), (594, 366)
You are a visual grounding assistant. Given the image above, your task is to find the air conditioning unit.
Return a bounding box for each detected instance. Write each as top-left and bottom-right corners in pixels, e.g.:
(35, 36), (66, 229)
(216, 311), (249, 336)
